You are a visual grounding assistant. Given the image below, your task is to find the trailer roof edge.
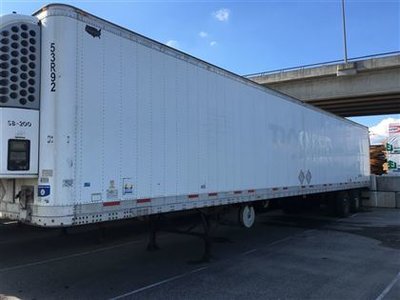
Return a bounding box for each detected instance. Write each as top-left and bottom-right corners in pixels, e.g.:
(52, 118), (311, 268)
(32, 3), (368, 131)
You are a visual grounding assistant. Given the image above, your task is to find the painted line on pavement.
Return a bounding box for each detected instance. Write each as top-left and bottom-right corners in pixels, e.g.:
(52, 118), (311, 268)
(242, 248), (258, 256)
(0, 239), (143, 273)
(110, 266), (209, 300)
(375, 271), (400, 300)
(1, 221), (18, 225)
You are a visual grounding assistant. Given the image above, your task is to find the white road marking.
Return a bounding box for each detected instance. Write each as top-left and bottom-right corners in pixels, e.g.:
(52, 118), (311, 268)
(242, 248), (257, 255)
(1, 221), (18, 225)
(375, 271), (400, 300)
(0, 239), (142, 273)
(266, 236), (294, 247)
(242, 235), (302, 256)
(109, 266), (209, 300)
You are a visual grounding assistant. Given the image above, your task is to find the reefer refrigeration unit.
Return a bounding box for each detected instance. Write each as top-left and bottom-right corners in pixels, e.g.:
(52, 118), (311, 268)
(0, 4), (370, 227)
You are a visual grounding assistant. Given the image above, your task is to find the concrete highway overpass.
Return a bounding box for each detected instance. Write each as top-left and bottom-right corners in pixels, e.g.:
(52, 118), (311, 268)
(247, 52), (400, 117)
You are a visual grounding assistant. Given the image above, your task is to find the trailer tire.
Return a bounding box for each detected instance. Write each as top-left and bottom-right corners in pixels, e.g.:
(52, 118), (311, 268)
(239, 205), (255, 228)
(336, 191), (351, 218)
(350, 189), (361, 213)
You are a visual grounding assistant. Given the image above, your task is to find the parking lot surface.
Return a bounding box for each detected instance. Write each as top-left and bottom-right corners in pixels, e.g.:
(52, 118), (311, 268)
(0, 208), (399, 300)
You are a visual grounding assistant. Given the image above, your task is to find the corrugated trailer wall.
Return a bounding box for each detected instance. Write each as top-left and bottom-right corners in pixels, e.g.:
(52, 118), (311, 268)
(67, 16), (369, 204)
(27, 5), (370, 226)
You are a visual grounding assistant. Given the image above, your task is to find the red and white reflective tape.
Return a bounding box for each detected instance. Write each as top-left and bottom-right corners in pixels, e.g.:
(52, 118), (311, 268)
(137, 198), (151, 204)
(114, 182), (366, 205)
(103, 201), (120, 207)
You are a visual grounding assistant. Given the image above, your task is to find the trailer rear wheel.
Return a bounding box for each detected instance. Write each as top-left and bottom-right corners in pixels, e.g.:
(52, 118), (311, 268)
(336, 191), (350, 217)
(350, 189), (361, 213)
(239, 205), (255, 228)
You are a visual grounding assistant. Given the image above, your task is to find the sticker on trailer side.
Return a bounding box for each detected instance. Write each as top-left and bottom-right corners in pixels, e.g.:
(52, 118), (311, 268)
(106, 180), (118, 200)
(123, 178), (134, 195)
(42, 169), (53, 177)
(38, 185), (51, 197)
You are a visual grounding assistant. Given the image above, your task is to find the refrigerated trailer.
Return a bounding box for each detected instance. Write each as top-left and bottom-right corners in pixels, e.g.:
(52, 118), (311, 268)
(0, 4), (370, 227)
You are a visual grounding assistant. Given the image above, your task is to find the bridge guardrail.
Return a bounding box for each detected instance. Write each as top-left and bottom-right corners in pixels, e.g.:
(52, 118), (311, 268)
(245, 51), (400, 78)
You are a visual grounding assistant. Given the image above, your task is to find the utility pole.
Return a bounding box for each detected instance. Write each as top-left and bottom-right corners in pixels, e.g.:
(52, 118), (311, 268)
(341, 0), (348, 63)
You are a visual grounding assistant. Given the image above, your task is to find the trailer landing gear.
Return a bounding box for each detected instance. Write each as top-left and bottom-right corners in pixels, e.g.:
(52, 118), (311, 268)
(147, 215), (160, 251)
(145, 211), (230, 263)
(197, 212), (211, 262)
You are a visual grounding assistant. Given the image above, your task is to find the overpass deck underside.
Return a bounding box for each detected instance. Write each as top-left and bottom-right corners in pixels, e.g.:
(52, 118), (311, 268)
(308, 92), (400, 117)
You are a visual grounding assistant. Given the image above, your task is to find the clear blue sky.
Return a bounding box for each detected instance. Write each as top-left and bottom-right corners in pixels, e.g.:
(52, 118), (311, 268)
(1, 0), (399, 132)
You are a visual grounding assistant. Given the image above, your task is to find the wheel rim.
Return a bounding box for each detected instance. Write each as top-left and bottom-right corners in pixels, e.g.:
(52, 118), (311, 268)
(240, 205), (255, 228)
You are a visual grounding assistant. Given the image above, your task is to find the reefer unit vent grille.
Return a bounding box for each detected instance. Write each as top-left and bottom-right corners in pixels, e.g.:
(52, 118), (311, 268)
(0, 22), (40, 110)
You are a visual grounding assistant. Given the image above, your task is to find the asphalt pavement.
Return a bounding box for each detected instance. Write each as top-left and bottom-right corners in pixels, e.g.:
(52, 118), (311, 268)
(0, 207), (399, 300)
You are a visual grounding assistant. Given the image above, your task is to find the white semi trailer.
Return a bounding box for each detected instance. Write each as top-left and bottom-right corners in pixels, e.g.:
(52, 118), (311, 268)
(0, 4), (370, 228)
